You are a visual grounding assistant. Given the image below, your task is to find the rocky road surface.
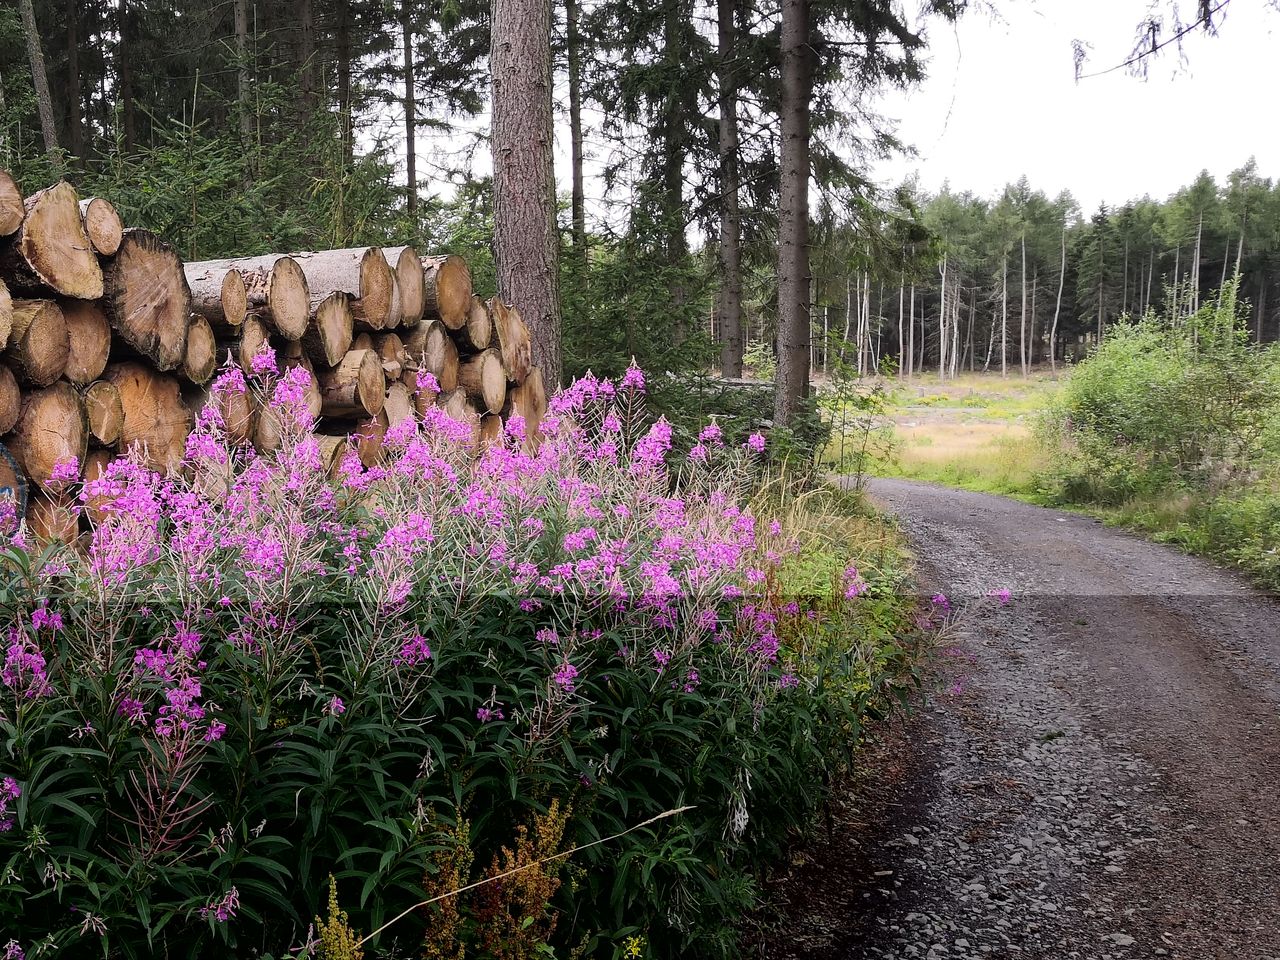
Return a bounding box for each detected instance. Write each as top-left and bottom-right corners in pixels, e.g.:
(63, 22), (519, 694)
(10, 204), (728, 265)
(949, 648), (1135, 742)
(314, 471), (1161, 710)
(749, 479), (1280, 960)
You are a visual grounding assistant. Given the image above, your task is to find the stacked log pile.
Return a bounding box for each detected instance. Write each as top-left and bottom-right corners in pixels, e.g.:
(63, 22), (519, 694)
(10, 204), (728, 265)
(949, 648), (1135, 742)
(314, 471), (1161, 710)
(0, 172), (548, 539)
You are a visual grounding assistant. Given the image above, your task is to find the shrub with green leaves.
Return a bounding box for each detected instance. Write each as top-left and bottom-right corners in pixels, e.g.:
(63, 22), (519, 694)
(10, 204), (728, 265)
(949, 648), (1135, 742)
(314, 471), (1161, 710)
(0, 358), (916, 959)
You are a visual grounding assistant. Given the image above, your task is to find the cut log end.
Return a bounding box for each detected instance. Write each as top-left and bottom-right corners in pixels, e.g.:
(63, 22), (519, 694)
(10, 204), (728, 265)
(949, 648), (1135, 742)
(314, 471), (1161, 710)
(303, 291), (354, 367)
(0, 365), (20, 434)
(183, 314), (218, 385)
(386, 246), (425, 326)
(8, 299), (69, 387)
(458, 349), (507, 415)
(60, 298), (111, 384)
(423, 255), (473, 330)
(84, 380), (124, 446)
(105, 361), (191, 474)
(422, 321), (459, 392)
(6, 182), (104, 298)
(8, 382), (88, 490)
(268, 256), (311, 339)
(79, 197), (124, 256)
(0, 170), (23, 237)
(317, 348), (385, 418)
(103, 229), (191, 371)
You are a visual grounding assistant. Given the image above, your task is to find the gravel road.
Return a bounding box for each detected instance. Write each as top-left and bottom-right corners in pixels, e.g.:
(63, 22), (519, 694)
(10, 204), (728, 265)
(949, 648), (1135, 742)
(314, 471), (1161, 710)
(749, 479), (1280, 960)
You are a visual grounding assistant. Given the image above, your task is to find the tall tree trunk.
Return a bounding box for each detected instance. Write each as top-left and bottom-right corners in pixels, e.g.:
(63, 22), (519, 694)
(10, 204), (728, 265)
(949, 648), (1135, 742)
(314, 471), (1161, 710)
(65, 0), (83, 159)
(235, 0), (252, 147)
(117, 0), (135, 151)
(402, 0), (417, 214)
(662, 0), (688, 334)
(336, 0), (353, 166)
(1000, 255), (1008, 378)
(1030, 272), (1038, 366)
(938, 254), (948, 379)
(907, 284), (915, 377)
(1146, 246), (1155, 315)
(1192, 212), (1203, 312)
(19, 0), (59, 154)
(1051, 225), (1065, 371)
(716, 0), (743, 376)
(492, 0), (562, 387)
(897, 278), (904, 378)
(1020, 232), (1028, 376)
(773, 0), (811, 425)
(1121, 236), (1129, 315)
(297, 0), (317, 113)
(968, 284), (976, 371)
(1096, 235), (1104, 340)
(567, 0), (587, 261)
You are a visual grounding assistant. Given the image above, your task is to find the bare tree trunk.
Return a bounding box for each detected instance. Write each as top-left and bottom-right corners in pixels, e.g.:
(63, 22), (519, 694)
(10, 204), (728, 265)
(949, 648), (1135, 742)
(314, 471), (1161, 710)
(19, 0), (59, 154)
(1192, 212), (1203, 312)
(773, 0), (811, 425)
(66, 0), (83, 159)
(907, 283), (915, 377)
(235, 0), (252, 149)
(492, 0), (562, 387)
(336, 0), (352, 166)
(117, 0), (135, 151)
(897, 278), (904, 378)
(402, 0), (417, 214)
(662, 0), (689, 334)
(1020, 232), (1028, 376)
(1051, 224), (1065, 371)
(938, 254), (948, 379)
(968, 284), (976, 371)
(716, 0), (743, 376)
(298, 0), (318, 113)
(1030, 272), (1038, 367)
(1001, 255), (1008, 378)
(1121, 236), (1129, 316)
(1146, 246), (1154, 315)
(567, 0), (587, 260)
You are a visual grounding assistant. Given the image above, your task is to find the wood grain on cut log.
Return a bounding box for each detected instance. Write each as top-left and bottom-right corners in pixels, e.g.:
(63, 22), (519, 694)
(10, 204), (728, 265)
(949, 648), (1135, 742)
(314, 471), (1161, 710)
(80, 448), (114, 524)
(418, 321), (459, 392)
(60, 298), (111, 384)
(373, 332), (407, 380)
(83, 379), (124, 446)
(351, 331), (374, 353)
(458, 348), (507, 414)
(0, 182), (103, 298)
(0, 278), (11, 348)
(384, 246), (425, 327)
(0, 170), (23, 237)
(489, 298), (532, 382)
(302, 291), (353, 367)
(280, 340), (323, 419)
(507, 365), (548, 442)
(479, 414), (503, 447)
(8, 381), (88, 490)
(0, 365), (20, 434)
(183, 314), (217, 385)
(78, 197), (124, 255)
(384, 380), (413, 427)
(102, 229), (191, 371)
(421, 255), (472, 330)
(26, 493), (79, 546)
(6, 299), (69, 386)
(316, 348), (385, 418)
(235, 315), (272, 374)
(105, 361), (191, 474)
(352, 409), (390, 467)
(290, 247), (395, 331)
(184, 255), (309, 339)
(253, 398), (283, 454)
(184, 262), (248, 332)
(314, 434), (349, 478)
(455, 294), (492, 352)
(184, 383), (254, 446)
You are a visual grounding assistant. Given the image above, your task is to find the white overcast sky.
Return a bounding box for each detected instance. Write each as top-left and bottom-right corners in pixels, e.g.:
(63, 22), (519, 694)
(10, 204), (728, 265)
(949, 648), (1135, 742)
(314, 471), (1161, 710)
(871, 0), (1280, 211)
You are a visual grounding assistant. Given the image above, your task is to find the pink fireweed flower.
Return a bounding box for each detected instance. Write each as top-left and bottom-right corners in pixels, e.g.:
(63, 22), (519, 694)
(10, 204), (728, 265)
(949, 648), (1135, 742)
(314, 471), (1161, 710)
(413, 370), (441, 396)
(394, 633), (433, 667)
(931, 593), (951, 613)
(505, 413), (527, 443)
(2, 939), (22, 960)
(552, 661), (579, 693)
(989, 587), (1013, 606)
(689, 444), (708, 464)
(249, 345), (278, 376)
(777, 673), (800, 689)
(0, 776), (21, 832)
(117, 697), (147, 723)
(476, 705), (504, 722)
(745, 432), (767, 453)
(630, 418), (672, 472)
(843, 565), (869, 599)
(563, 526), (597, 552)
(30, 605), (63, 633)
(48, 456), (80, 485)
(698, 422), (724, 447)
(2, 631), (52, 699)
(205, 720), (227, 742)
(200, 887), (240, 923)
(620, 364), (646, 392)
(324, 696), (345, 717)
(536, 628), (559, 646)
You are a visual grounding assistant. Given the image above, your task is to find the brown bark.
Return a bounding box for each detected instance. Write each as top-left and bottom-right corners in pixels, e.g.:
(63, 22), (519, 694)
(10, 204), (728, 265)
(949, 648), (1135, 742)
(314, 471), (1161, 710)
(505, 365), (547, 445)
(81, 448), (114, 524)
(479, 414), (503, 448)
(335, 0), (353, 167)
(0, 365), (20, 434)
(0, 182), (104, 298)
(8, 382), (86, 490)
(491, 0), (562, 387)
(384, 246), (425, 326)
(102, 229), (191, 370)
(6, 299), (69, 386)
(0, 171), (23, 237)
(185, 255), (309, 339)
(18, 0), (59, 154)
(290, 247), (395, 330)
(60, 298), (110, 384)
(351, 409), (390, 466)
(455, 295), (492, 352)
(105, 362), (190, 473)
(716, 0), (744, 377)
(235, 0), (252, 150)
(83, 379), (124, 446)
(65, 0), (83, 160)
(117, 0), (136, 151)
(566, 0), (587, 260)
(421, 255), (472, 330)
(773, 0), (812, 426)
(402, 0), (417, 215)
(185, 262), (248, 333)
(457, 349), (507, 414)
(183, 314), (218, 385)
(490, 298), (532, 382)
(316, 348), (385, 418)
(297, 0), (318, 113)
(78, 198), (123, 255)
(302, 291), (354, 367)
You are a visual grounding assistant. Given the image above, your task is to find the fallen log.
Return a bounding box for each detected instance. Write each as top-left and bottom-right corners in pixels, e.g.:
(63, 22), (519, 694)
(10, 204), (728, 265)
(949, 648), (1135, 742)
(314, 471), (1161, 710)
(384, 246), (425, 327)
(280, 341), (324, 419)
(290, 247), (396, 331)
(80, 448), (115, 524)
(352, 409), (389, 467)
(422, 255), (472, 330)
(316, 348), (385, 418)
(457, 348), (507, 415)
(7, 381), (87, 490)
(411, 321), (459, 392)
(183, 314), (218, 385)
(60, 298), (111, 384)
(302, 291), (354, 367)
(0, 170), (23, 237)
(184, 262), (248, 333)
(0, 182), (103, 299)
(83, 379), (124, 446)
(26, 492), (78, 545)
(6, 299), (69, 387)
(506, 365), (547, 441)
(235, 315), (272, 374)
(78, 197), (124, 256)
(373, 332), (407, 380)
(479, 414), (503, 447)
(105, 361), (191, 474)
(184, 382), (254, 446)
(183, 255), (309, 339)
(102, 229), (191, 371)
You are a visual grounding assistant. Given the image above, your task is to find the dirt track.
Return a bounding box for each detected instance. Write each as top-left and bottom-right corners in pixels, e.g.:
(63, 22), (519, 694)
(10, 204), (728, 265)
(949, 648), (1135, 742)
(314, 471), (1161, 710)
(750, 479), (1280, 960)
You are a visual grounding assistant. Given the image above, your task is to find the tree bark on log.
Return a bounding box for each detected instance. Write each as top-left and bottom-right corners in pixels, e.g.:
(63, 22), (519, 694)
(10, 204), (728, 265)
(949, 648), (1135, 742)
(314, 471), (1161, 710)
(184, 262), (248, 333)
(83, 379), (124, 446)
(6, 299), (68, 386)
(0, 171), (24, 237)
(0, 364), (20, 434)
(26, 492), (78, 545)
(184, 255), (309, 339)
(183, 314), (218, 385)
(316, 348), (385, 418)
(302, 291), (354, 366)
(454, 294), (492, 352)
(421, 255), (472, 330)
(102, 229), (191, 371)
(457, 348), (507, 414)
(78, 197), (124, 256)
(289, 247), (396, 330)
(0, 182), (104, 299)
(105, 361), (191, 473)
(60, 298), (110, 384)
(384, 246), (425, 327)
(351, 409), (389, 466)
(8, 381), (87, 490)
